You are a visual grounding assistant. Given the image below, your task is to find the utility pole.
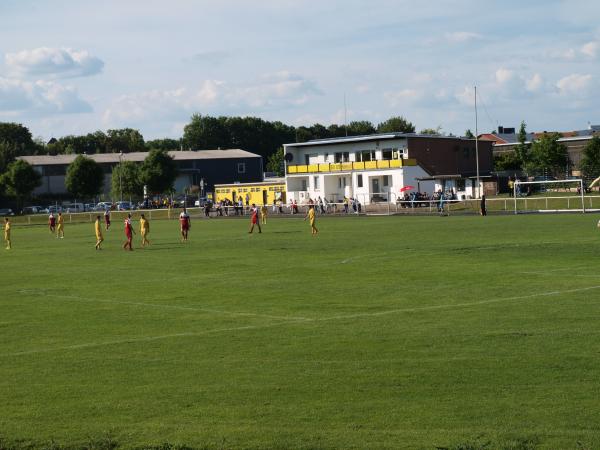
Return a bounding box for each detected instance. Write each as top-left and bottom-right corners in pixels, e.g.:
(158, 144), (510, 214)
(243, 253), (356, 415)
(474, 86), (480, 199)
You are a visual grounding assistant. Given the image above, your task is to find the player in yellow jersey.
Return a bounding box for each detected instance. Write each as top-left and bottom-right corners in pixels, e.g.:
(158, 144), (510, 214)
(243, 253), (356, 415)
(260, 204), (268, 225)
(56, 212), (64, 238)
(94, 215), (104, 250)
(4, 217), (11, 249)
(139, 214), (150, 247)
(304, 204), (318, 236)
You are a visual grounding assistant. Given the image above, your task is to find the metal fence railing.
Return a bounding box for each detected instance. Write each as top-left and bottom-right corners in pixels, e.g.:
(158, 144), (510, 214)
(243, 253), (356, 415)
(8, 195), (600, 225)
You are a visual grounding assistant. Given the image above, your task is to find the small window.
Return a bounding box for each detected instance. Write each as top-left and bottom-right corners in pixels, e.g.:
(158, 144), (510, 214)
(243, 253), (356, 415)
(301, 179), (307, 191)
(358, 174), (363, 188)
(383, 175), (389, 187)
(238, 163), (246, 173)
(314, 176), (320, 190)
(382, 149), (393, 160)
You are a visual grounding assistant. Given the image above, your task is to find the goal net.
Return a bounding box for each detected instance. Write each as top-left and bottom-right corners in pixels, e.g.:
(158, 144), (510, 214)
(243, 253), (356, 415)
(513, 179), (586, 214)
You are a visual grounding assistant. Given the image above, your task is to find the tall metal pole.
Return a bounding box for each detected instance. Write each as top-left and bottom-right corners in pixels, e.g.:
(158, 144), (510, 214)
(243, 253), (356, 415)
(474, 86), (481, 199)
(344, 92), (348, 137)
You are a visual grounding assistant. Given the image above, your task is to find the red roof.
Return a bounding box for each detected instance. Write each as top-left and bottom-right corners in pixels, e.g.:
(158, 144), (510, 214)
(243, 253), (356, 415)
(478, 133), (508, 144)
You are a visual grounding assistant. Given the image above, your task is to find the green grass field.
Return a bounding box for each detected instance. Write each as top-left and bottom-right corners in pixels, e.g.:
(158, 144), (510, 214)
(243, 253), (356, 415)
(2, 213), (600, 449)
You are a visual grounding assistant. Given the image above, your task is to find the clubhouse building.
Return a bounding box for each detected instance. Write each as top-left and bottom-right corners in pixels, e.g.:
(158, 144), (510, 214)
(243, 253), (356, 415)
(19, 149), (263, 197)
(283, 133), (494, 204)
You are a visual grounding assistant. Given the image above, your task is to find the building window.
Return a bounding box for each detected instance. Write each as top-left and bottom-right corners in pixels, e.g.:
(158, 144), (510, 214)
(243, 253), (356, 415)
(314, 176), (320, 190)
(301, 179), (307, 191)
(382, 149), (393, 160)
(456, 178), (466, 191)
(358, 174), (363, 188)
(335, 152), (350, 163)
(383, 175), (389, 187)
(237, 163), (246, 174)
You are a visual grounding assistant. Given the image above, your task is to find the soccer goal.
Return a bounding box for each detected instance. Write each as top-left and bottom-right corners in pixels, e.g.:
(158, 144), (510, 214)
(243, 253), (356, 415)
(513, 179), (586, 214)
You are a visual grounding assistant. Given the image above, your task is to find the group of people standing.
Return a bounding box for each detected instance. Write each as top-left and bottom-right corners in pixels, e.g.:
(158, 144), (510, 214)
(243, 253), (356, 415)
(94, 208), (190, 251)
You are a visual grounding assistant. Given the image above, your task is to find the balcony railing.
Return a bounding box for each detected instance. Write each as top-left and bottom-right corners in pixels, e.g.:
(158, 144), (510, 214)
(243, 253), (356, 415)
(286, 159), (416, 174)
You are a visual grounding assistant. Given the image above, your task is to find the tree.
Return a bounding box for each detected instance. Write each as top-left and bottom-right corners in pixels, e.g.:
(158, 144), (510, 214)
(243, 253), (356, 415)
(493, 152), (521, 171)
(65, 155), (104, 199)
(347, 120), (376, 136)
(139, 149), (178, 194)
(514, 120), (530, 167)
(419, 126), (443, 135)
(579, 136), (600, 180)
(106, 128), (145, 153)
(0, 122), (37, 153)
(0, 123), (38, 172)
(0, 160), (41, 209)
(526, 132), (570, 177)
(464, 129), (475, 139)
(146, 138), (181, 151)
(111, 160), (144, 200)
(377, 116), (415, 133)
(183, 114), (229, 150)
(266, 148), (284, 176)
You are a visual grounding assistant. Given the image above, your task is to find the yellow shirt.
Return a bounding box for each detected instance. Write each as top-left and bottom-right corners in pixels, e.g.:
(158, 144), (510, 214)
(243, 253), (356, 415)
(308, 209), (315, 222)
(94, 220), (102, 238)
(140, 218), (149, 233)
(57, 215), (64, 225)
(4, 222), (10, 234)
(260, 206), (268, 215)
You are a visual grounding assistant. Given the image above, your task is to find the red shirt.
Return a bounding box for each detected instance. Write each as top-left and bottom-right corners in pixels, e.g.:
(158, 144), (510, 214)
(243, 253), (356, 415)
(179, 212), (190, 227)
(124, 218), (132, 236)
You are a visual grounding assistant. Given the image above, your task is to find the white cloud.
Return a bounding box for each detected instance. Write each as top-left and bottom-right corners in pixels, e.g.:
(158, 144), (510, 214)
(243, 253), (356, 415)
(384, 89), (421, 107)
(581, 41), (599, 58)
(495, 68), (515, 84)
(556, 73), (592, 95)
(445, 31), (482, 43)
(103, 72), (322, 126)
(0, 77), (92, 115)
(526, 73), (543, 92)
(5, 47), (104, 78)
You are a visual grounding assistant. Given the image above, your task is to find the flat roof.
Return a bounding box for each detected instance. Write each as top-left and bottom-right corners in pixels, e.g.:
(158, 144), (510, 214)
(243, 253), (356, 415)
(19, 149), (260, 166)
(284, 133), (475, 148)
(494, 135), (595, 148)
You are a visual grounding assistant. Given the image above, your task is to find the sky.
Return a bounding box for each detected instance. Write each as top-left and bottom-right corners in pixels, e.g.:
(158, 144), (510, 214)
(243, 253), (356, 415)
(1, 0), (599, 141)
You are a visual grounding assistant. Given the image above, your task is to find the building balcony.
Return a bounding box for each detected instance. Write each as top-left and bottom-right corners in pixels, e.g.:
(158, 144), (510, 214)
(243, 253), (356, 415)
(286, 159), (416, 174)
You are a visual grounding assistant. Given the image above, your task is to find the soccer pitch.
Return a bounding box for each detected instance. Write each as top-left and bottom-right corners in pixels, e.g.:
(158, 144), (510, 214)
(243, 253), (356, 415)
(2, 214), (600, 449)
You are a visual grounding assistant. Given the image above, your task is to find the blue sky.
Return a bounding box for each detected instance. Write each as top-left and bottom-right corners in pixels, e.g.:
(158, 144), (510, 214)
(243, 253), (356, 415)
(1, 0), (599, 140)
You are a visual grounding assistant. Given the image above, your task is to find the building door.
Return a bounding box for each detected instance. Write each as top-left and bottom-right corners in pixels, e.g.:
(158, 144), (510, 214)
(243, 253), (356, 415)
(232, 191), (236, 203)
(372, 178), (380, 194)
(262, 190), (268, 205)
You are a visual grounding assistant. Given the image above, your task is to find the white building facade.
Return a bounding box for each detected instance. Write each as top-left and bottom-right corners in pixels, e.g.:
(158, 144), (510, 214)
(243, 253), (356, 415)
(284, 135), (434, 205)
(284, 133), (494, 204)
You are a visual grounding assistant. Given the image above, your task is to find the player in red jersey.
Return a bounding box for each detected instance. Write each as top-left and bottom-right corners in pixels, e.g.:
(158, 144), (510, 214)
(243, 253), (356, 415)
(48, 212), (56, 233)
(179, 208), (191, 242)
(123, 213), (135, 250)
(248, 203), (262, 234)
(104, 209), (111, 230)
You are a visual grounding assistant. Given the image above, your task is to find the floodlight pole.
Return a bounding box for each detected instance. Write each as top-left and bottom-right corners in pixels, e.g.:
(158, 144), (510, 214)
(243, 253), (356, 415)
(474, 86), (481, 199)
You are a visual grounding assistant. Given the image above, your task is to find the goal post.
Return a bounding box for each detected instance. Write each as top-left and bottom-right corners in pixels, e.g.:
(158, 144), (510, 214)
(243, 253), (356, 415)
(513, 179), (585, 214)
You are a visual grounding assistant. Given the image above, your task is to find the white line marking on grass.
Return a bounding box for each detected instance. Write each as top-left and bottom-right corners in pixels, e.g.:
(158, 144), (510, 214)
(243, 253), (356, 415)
(316, 285), (600, 321)
(8, 285), (600, 356)
(3, 319), (308, 357)
(521, 271), (600, 278)
(17, 290), (308, 321)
